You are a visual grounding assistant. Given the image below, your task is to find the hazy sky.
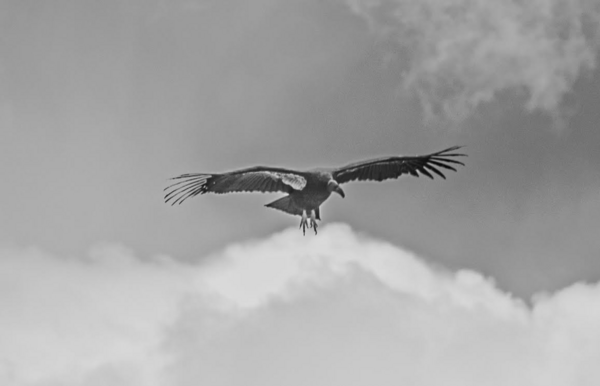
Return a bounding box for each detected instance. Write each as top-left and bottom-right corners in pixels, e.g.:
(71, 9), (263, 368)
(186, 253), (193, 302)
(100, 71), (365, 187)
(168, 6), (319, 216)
(2, 1), (600, 385)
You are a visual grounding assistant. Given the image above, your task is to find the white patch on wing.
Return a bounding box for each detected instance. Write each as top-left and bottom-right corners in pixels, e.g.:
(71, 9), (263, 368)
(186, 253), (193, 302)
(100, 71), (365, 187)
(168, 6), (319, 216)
(268, 172), (306, 190)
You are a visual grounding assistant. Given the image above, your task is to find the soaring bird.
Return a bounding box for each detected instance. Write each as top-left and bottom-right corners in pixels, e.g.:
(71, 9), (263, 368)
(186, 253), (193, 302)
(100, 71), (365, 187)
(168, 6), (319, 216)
(165, 146), (466, 235)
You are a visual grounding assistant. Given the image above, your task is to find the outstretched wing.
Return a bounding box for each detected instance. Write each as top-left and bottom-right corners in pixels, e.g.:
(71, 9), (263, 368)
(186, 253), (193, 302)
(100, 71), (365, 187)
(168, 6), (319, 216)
(332, 146), (466, 184)
(164, 166), (307, 205)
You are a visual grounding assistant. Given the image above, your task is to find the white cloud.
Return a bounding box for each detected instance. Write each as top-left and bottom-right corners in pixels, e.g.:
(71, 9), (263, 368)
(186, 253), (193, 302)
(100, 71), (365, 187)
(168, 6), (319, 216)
(2, 224), (600, 385)
(344, 0), (600, 122)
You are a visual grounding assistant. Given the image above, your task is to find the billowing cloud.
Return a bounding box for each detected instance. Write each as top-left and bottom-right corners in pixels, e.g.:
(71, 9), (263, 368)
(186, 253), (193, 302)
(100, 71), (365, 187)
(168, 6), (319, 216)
(0, 244), (192, 386)
(2, 224), (600, 385)
(344, 0), (600, 122)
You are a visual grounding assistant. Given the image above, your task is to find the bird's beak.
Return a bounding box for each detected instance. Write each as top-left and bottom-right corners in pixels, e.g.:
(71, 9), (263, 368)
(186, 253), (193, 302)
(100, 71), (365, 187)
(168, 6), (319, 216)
(335, 186), (345, 198)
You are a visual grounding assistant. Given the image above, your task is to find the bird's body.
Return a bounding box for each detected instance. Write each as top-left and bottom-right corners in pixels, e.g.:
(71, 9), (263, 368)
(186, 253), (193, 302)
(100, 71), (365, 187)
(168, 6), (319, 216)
(165, 146), (466, 234)
(266, 170), (332, 218)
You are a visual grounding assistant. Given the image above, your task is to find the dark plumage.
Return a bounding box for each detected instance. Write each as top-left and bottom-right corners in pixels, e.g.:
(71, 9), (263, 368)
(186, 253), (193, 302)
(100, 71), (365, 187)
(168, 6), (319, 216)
(165, 146), (466, 235)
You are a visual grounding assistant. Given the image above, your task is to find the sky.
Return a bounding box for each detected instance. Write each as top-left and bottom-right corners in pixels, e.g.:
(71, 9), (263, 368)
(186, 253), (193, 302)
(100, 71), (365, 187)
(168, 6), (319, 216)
(1, 0), (600, 385)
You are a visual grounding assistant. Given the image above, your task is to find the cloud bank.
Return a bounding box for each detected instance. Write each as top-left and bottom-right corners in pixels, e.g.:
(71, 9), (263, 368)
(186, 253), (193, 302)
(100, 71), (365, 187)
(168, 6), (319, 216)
(2, 224), (600, 385)
(344, 0), (600, 121)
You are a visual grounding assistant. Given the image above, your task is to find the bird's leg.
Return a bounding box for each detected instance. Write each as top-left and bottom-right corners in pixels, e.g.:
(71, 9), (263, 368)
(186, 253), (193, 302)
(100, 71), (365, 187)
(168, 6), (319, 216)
(299, 209), (308, 236)
(310, 210), (318, 235)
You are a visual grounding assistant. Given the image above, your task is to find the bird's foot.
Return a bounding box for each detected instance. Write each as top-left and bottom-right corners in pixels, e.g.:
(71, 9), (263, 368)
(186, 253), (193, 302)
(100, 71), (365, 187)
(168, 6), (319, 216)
(310, 210), (318, 235)
(299, 210), (308, 236)
(310, 218), (318, 234)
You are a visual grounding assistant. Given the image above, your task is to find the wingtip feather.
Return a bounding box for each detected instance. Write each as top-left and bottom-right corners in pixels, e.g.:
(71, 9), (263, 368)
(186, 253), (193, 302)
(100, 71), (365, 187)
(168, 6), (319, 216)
(163, 173), (212, 205)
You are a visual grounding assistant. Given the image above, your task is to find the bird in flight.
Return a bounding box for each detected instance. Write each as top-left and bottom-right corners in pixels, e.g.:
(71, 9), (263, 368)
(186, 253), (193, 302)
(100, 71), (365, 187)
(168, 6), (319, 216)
(165, 146), (466, 235)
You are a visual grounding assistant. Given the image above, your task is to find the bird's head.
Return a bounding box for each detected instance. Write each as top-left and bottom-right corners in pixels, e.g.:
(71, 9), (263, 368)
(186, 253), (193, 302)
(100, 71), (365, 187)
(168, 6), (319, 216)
(327, 180), (345, 198)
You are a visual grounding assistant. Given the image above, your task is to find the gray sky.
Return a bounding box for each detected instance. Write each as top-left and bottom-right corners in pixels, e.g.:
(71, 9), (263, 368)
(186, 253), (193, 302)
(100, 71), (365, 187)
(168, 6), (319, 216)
(2, 0), (599, 297)
(2, 1), (600, 384)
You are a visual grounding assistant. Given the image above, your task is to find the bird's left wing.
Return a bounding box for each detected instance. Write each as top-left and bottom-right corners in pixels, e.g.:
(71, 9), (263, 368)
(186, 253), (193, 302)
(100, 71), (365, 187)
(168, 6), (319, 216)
(332, 146), (466, 184)
(164, 166), (307, 205)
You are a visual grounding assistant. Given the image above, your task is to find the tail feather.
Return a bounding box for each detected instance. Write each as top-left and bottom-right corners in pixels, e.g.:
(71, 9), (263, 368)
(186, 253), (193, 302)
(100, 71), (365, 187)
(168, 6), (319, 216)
(265, 196), (302, 217)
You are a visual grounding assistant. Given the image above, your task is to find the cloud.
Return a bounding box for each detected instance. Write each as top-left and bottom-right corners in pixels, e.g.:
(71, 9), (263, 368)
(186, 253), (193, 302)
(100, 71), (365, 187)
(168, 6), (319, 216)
(0, 244), (191, 386)
(2, 224), (600, 385)
(343, 0), (600, 122)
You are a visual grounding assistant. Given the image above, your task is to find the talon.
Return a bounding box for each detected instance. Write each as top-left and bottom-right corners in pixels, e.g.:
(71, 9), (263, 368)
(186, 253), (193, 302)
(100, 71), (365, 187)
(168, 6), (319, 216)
(299, 210), (308, 236)
(310, 210), (318, 235)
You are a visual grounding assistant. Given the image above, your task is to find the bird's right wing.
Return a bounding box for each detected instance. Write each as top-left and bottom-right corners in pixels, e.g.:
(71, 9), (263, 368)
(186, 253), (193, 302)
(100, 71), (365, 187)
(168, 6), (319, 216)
(332, 146), (466, 184)
(164, 166), (307, 205)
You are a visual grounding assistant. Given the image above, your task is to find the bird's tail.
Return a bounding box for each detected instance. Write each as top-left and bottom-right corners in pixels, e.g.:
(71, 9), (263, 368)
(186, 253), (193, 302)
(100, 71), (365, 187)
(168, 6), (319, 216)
(265, 196), (302, 217)
(265, 197), (321, 219)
